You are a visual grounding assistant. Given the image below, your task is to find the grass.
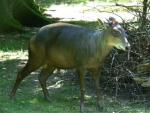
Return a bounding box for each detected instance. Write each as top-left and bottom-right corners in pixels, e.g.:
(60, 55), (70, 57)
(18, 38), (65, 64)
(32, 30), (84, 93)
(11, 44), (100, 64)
(35, 0), (141, 12)
(0, 23), (150, 113)
(35, 0), (138, 5)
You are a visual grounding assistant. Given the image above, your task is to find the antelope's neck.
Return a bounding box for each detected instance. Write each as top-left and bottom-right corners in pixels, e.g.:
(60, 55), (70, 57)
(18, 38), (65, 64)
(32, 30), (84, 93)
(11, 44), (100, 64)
(96, 30), (113, 63)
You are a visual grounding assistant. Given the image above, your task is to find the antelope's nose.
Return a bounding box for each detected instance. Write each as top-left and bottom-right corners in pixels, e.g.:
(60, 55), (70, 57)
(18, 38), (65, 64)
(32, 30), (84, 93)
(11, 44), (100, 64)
(125, 43), (131, 51)
(124, 37), (130, 51)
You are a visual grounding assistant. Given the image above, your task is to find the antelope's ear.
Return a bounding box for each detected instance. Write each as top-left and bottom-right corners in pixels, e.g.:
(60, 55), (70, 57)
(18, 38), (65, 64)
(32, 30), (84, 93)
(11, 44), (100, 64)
(97, 18), (107, 29)
(107, 17), (119, 27)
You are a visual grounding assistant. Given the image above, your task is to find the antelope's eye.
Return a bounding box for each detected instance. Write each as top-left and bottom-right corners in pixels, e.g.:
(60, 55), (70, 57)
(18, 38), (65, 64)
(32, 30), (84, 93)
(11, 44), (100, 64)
(125, 33), (128, 37)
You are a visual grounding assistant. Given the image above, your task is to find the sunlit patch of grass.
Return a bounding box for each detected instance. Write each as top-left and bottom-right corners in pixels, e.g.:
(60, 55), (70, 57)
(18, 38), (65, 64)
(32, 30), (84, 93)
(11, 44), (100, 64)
(35, 0), (139, 7)
(36, 0), (87, 8)
(0, 51), (28, 61)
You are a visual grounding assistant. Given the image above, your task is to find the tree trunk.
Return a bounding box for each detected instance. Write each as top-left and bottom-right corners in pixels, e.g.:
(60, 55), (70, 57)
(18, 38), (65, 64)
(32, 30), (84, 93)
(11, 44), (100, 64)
(0, 0), (54, 33)
(140, 0), (148, 29)
(0, 0), (22, 32)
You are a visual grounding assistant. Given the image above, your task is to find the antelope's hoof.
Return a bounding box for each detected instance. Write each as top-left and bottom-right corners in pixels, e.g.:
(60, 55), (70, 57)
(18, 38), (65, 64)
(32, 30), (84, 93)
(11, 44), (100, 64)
(44, 95), (51, 102)
(9, 96), (16, 102)
(97, 104), (104, 111)
(9, 93), (16, 100)
(80, 103), (85, 113)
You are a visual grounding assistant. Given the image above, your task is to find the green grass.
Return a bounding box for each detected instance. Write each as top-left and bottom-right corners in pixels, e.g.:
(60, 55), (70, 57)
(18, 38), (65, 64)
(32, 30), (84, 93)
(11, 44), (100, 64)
(0, 23), (150, 113)
(0, 79), (80, 113)
(35, 0), (139, 5)
(0, 28), (38, 52)
(36, 0), (87, 6)
(35, 0), (141, 10)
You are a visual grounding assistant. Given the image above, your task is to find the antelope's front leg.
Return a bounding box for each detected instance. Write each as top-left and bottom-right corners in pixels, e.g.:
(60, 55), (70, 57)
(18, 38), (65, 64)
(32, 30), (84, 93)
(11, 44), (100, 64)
(77, 69), (86, 112)
(92, 71), (103, 111)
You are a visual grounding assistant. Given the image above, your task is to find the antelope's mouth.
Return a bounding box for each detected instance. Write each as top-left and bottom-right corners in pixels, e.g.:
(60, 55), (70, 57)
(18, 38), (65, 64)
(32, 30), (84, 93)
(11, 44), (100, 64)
(115, 45), (126, 51)
(116, 43), (131, 51)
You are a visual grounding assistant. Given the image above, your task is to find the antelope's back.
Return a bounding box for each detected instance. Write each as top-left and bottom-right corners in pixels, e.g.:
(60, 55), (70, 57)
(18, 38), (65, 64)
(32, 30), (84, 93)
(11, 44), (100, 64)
(33, 23), (99, 68)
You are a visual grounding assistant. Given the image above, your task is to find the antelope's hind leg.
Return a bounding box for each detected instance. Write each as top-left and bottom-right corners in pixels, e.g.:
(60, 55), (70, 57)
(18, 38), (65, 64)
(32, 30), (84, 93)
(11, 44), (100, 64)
(77, 68), (86, 112)
(38, 65), (55, 102)
(10, 59), (42, 99)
